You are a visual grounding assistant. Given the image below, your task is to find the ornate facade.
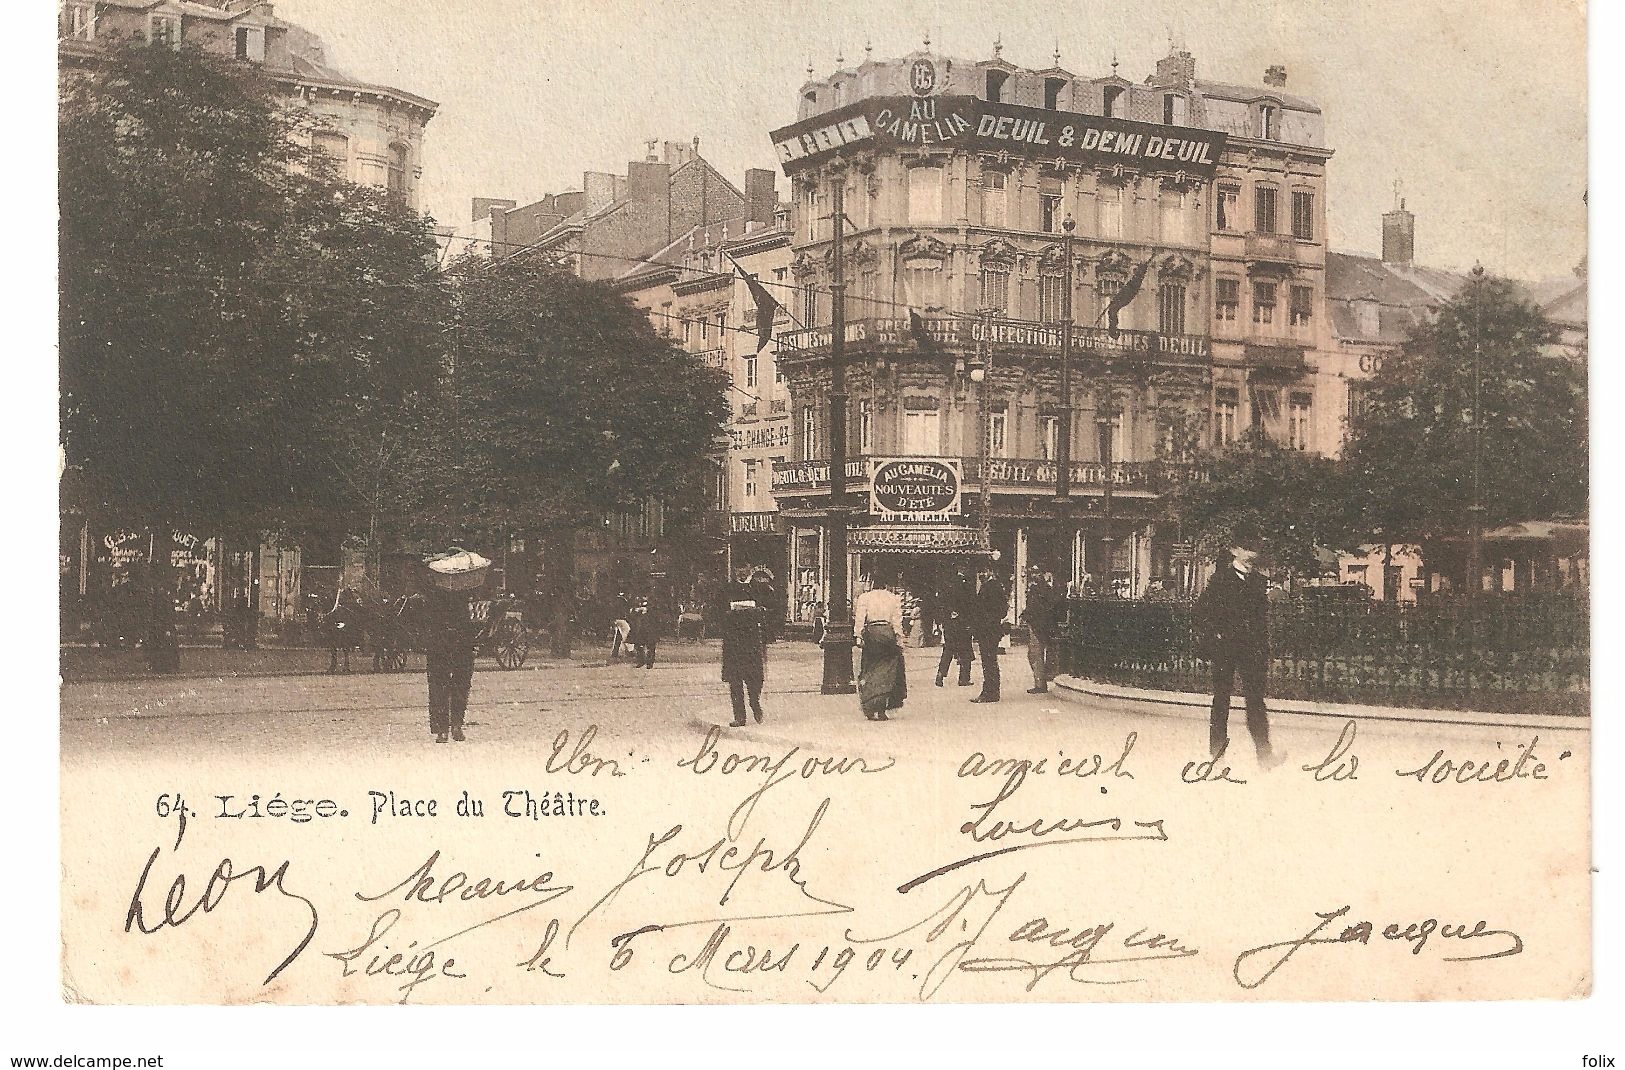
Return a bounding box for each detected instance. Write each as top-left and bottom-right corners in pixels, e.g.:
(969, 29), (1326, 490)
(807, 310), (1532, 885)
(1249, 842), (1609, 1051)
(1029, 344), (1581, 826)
(768, 46), (1332, 615)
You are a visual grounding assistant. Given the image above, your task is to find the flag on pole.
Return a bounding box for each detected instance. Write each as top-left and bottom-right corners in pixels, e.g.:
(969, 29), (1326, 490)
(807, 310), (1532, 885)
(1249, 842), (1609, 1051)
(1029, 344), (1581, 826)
(1100, 255), (1155, 332)
(731, 257), (781, 352)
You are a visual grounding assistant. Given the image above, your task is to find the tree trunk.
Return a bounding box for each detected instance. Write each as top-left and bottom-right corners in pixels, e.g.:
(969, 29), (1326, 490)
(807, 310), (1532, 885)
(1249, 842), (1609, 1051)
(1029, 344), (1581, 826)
(545, 526), (577, 658)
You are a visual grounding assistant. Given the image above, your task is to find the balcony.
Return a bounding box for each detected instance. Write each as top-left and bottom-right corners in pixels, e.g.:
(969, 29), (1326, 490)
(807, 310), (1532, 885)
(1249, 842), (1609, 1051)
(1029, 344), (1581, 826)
(771, 456), (1208, 498)
(1242, 341), (1309, 370)
(1244, 232), (1298, 272)
(776, 316), (1212, 367)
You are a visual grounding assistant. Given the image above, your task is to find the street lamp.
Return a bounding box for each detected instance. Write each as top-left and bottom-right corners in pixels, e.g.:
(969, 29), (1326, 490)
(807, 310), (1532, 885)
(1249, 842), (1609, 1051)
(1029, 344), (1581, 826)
(819, 162), (855, 694)
(1054, 216), (1076, 578)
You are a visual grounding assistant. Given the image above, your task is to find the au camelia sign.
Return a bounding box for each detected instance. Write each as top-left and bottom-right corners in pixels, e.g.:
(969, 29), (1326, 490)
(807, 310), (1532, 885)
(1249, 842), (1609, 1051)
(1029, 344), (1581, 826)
(869, 457), (962, 522)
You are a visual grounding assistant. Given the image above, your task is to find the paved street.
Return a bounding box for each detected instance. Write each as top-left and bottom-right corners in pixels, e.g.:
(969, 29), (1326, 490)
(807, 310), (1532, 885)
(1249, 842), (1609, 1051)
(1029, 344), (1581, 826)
(62, 635), (1585, 768)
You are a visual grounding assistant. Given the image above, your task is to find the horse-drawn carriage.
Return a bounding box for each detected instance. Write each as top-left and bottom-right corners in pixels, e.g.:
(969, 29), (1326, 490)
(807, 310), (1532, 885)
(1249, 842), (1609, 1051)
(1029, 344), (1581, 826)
(309, 591), (531, 673)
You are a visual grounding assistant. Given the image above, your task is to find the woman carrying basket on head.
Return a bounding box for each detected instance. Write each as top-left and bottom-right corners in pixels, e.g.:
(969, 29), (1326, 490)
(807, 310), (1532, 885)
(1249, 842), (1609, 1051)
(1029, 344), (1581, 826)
(422, 548), (490, 744)
(854, 573), (908, 722)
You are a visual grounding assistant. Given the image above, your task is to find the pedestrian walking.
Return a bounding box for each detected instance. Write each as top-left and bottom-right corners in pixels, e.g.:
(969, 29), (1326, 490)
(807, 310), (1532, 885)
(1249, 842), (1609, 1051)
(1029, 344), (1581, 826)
(422, 548), (488, 744)
(935, 571), (974, 688)
(628, 595), (660, 669)
(1193, 534), (1280, 768)
(854, 573), (907, 721)
(969, 565), (1009, 703)
(1021, 566), (1059, 694)
(719, 567), (768, 726)
(608, 592), (632, 662)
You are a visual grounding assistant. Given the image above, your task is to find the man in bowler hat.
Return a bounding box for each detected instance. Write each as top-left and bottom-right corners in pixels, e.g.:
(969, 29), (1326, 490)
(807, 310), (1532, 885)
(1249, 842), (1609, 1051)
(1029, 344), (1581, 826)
(1193, 532), (1280, 767)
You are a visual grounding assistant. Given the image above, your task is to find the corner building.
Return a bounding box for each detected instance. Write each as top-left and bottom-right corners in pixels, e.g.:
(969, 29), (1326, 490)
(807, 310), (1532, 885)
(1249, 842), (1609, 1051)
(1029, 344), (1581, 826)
(768, 46), (1331, 617)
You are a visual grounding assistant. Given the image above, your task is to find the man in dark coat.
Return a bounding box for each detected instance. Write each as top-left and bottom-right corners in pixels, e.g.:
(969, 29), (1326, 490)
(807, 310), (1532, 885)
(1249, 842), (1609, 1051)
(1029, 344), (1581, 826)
(719, 567), (767, 726)
(627, 595), (661, 669)
(1194, 536), (1279, 767)
(969, 566), (1009, 703)
(935, 572), (974, 687)
(424, 584), (482, 744)
(1021, 567), (1059, 694)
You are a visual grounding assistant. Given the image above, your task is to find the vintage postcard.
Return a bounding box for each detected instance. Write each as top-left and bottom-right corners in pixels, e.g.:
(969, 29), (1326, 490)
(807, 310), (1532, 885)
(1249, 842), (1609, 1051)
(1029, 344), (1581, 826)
(56, 0), (1590, 1007)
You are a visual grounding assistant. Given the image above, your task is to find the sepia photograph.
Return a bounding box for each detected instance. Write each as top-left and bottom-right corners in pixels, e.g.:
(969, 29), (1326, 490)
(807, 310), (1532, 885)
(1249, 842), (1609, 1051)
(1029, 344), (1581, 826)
(29, 0), (1615, 1051)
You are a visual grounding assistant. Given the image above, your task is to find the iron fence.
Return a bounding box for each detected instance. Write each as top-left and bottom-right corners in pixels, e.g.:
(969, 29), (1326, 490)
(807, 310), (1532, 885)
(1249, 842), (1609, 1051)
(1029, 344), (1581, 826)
(1058, 594), (1590, 715)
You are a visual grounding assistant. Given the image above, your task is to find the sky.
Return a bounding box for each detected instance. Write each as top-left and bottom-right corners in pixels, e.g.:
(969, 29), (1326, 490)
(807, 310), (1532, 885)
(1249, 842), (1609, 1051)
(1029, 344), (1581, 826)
(266, 0), (1583, 279)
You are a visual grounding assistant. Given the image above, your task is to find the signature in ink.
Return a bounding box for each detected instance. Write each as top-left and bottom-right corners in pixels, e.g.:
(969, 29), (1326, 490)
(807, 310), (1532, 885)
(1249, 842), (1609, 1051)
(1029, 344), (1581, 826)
(124, 842), (318, 987)
(1233, 904), (1524, 990)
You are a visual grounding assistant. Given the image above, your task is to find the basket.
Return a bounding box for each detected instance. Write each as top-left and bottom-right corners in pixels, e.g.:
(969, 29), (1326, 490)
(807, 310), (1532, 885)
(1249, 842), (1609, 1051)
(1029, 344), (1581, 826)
(426, 549), (491, 592)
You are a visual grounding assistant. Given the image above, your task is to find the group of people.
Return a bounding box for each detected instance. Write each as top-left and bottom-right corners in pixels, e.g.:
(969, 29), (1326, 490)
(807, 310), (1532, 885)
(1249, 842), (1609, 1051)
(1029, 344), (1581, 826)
(406, 532), (1281, 769)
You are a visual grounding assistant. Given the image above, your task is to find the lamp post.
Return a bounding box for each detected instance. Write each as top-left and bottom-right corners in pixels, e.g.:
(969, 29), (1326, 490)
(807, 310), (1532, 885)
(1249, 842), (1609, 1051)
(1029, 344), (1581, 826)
(1097, 364), (1118, 595)
(819, 165), (856, 694)
(1054, 216), (1076, 580)
(1466, 263), (1486, 611)
(971, 308), (996, 552)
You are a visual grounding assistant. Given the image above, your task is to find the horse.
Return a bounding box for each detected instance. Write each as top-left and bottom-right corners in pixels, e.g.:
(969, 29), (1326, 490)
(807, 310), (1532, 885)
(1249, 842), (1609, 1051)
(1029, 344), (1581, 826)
(307, 590), (367, 673)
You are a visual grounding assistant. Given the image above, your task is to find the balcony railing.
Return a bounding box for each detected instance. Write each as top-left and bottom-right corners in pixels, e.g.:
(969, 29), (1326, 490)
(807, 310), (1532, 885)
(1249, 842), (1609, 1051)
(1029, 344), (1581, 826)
(772, 456), (1208, 494)
(1244, 232), (1297, 266)
(777, 316), (1212, 365)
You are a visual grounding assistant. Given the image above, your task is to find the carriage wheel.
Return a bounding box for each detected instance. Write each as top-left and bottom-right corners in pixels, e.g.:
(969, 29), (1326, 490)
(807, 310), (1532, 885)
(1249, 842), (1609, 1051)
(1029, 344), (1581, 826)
(495, 626), (528, 670)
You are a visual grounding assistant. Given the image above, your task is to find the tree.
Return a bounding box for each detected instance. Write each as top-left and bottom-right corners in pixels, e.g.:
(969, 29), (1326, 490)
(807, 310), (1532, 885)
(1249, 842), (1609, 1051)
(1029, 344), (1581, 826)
(405, 254), (728, 653)
(1341, 271), (1588, 573)
(1168, 435), (1366, 582)
(60, 41), (447, 666)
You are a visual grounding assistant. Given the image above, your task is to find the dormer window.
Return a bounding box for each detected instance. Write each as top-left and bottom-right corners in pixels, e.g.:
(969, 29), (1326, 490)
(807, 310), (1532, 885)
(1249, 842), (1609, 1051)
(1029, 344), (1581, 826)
(987, 70), (1009, 102)
(1163, 93), (1188, 125)
(1260, 103), (1279, 140)
(803, 89), (818, 107)
(235, 26), (265, 62)
(1044, 77), (1067, 110)
(1102, 85), (1124, 118)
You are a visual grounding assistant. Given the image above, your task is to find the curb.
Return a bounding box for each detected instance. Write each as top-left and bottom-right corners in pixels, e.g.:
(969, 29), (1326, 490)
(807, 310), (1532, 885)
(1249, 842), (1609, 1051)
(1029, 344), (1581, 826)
(1050, 675), (1590, 733)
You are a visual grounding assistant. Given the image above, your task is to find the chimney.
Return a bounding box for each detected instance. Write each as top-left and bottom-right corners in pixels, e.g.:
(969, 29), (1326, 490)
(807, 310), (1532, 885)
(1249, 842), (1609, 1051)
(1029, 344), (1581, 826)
(744, 168), (777, 227)
(1154, 50), (1197, 91)
(583, 171), (620, 212)
(662, 140), (694, 168)
(1264, 64), (1287, 88)
(471, 197), (516, 224)
(1382, 198), (1415, 266)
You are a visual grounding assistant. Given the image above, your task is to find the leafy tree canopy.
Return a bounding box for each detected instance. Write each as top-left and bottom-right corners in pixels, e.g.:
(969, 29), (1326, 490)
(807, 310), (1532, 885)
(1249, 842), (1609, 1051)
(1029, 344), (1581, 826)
(1341, 273), (1587, 543)
(404, 254), (729, 547)
(1168, 436), (1367, 578)
(59, 40), (448, 538)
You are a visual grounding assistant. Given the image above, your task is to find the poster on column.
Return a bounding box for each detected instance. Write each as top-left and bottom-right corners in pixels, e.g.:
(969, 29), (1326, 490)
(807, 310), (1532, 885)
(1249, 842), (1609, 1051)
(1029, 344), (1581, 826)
(43, 0), (1602, 1055)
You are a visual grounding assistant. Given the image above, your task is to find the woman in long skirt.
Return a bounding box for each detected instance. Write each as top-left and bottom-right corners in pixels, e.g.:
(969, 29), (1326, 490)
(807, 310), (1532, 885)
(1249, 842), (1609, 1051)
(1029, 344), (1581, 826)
(854, 574), (907, 721)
